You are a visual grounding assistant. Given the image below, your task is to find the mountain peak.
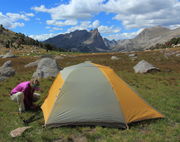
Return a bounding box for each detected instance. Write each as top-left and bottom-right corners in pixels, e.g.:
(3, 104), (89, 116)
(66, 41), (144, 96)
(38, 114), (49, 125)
(143, 26), (170, 32)
(114, 26), (180, 51)
(90, 28), (99, 32)
(44, 28), (108, 52)
(90, 28), (100, 36)
(135, 26), (170, 40)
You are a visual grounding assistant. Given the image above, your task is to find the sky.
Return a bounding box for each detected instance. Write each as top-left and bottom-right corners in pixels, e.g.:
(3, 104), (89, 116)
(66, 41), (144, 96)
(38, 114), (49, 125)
(0, 0), (180, 41)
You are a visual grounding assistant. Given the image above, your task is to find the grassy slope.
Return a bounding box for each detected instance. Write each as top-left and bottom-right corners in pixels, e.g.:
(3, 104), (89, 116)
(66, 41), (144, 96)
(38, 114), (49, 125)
(0, 49), (179, 142)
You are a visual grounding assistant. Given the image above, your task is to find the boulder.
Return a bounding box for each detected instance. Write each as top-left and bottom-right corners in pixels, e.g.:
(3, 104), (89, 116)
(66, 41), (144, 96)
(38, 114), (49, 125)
(1, 60), (12, 68)
(111, 56), (119, 60)
(0, 67), (15, 77)
(133, 60), (159, 73)
(24, 60), (40, 68)
(2, 52), (16, 58)
(32, 58), (61, 78)
(0, 60), (15, 81)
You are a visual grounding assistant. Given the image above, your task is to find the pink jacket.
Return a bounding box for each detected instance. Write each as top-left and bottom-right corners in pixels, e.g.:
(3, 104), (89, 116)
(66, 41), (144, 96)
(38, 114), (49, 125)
(11, 81), (35, 110)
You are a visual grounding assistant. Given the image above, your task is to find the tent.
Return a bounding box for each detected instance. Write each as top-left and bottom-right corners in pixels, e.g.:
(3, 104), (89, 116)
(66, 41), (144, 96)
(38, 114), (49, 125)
(41, 61), (164, 128)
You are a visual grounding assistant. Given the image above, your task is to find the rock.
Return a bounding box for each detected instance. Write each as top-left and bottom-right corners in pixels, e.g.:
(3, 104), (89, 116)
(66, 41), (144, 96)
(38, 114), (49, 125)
(54, 56), (64, 60)
(60, 54), (67, 57)
(172, 43), (180, 47)
(176, 53), (180, 57)
(164, 51), (179, 57)
(1, 60), (12, 68)
(0, 55), (3, 58)
(0, 60), (15, 81)
(32, 58), (61, 78)
(133, 60), (159, 73)
(10, 126), (31, 137)
(2, 52), (16, 58)
(24, 60), (40, 68)
(129, 53), (137, 61)
(0, 67), (15, 77)
(111, 56), (119, 60)
(0, 76), (7, 81)
(33, 93), (41, 102)
(131, 56), (138, 61)
(128, 53), (136, 57)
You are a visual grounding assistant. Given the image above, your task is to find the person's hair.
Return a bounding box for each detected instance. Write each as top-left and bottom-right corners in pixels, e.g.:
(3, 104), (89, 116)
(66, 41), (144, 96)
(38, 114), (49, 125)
(30, 78), (40, 86)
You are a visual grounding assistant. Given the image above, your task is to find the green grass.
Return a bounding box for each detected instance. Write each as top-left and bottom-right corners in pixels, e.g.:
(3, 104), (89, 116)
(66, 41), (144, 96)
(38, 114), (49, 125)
(0, 50), (180, 142)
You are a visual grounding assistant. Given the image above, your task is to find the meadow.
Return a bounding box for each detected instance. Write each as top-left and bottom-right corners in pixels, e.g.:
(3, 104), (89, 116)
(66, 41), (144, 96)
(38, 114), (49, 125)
(0, 49), (179, 142)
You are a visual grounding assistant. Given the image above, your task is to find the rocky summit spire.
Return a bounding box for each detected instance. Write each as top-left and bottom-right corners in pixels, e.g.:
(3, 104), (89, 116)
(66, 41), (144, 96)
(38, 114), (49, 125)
(91, 28), (99, 33)
(44, 28), (109, 52)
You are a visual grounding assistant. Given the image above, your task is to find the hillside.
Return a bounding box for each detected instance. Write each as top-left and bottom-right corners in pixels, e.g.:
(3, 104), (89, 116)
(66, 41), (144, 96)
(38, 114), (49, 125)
(0, 25), (42, 49)
(0, 25), (67, 55)
(114, 26), (180, 51)
(103, 38), (117, 49)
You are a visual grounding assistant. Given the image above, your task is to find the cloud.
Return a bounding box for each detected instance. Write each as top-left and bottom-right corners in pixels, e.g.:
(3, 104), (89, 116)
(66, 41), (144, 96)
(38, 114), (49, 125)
(92, 20), (100, 28)
(0, 12), (34, 28)
(6, 13), (34, 21)
(106, 28), (143, 40)
(103, 0), (180, 29)
(98, 25), (120, 34)
(169, 24), (180, 29)
(67, 21), (93, 32)
(32, 0), (180, 31)
(32, 0), (105, 20)
(29, 33), (60, 41)
(46, 19), (77, 26)
(46, 26), (63, 32)
(32, 5), (49, 13)
(103, 0), (173, 14)
(0, 12), (24, 28)
(25, 13), (34, 17)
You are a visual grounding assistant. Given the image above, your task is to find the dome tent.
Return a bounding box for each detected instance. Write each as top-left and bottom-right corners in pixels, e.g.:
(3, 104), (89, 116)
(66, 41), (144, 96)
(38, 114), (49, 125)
(41, 62), (164, 128)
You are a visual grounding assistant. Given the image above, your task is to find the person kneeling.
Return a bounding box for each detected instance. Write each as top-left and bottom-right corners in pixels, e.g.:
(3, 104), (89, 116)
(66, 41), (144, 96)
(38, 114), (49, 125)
(10, 78), (40, 113)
